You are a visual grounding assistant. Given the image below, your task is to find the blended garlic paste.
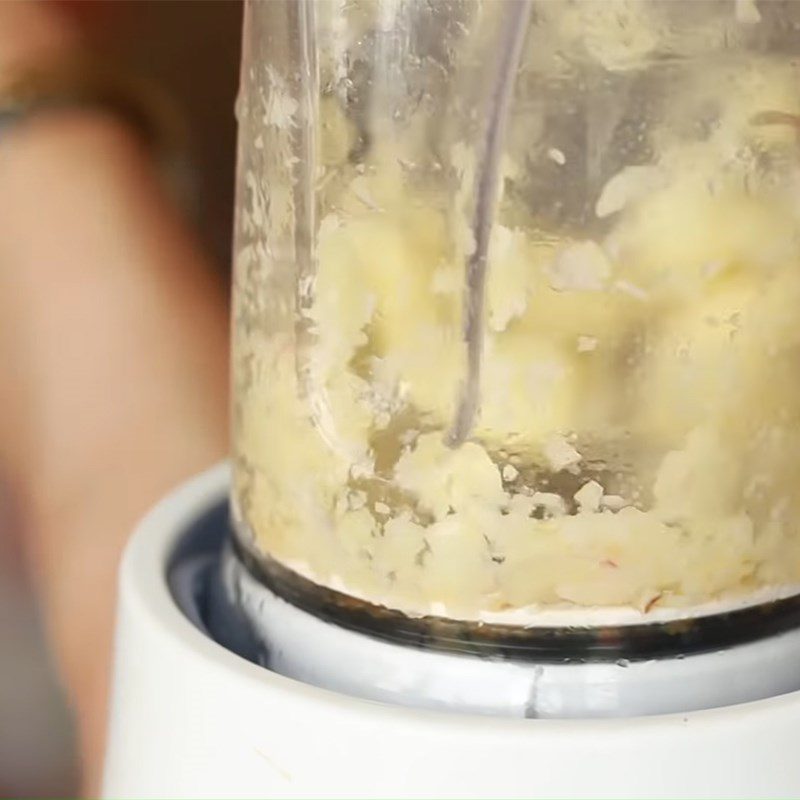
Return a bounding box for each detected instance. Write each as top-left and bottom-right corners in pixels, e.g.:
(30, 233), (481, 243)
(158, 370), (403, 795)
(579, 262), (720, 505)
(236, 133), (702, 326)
(233, 2), (800, 622)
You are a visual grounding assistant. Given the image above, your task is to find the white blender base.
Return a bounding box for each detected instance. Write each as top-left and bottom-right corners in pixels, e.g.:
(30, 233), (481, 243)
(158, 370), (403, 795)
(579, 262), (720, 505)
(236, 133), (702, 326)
(103, 464), (800, 799)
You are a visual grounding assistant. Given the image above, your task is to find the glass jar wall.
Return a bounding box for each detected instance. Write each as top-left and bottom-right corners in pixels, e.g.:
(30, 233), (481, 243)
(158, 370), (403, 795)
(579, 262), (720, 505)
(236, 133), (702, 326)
(232, 0), (800, 624)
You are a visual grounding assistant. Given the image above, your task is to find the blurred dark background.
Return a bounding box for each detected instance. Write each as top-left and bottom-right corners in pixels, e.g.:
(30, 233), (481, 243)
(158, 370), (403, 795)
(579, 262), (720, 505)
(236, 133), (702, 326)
(0, 2), (242, 795)
(108, 0), (242, 272)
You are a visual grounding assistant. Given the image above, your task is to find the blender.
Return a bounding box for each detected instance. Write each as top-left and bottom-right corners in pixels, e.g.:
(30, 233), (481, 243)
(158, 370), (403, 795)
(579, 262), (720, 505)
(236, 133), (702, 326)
(103, 0), (800, 796)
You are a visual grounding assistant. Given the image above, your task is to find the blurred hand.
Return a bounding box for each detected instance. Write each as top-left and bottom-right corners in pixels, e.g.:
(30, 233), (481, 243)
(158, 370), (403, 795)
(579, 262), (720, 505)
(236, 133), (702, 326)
(0, 2), (229, 794)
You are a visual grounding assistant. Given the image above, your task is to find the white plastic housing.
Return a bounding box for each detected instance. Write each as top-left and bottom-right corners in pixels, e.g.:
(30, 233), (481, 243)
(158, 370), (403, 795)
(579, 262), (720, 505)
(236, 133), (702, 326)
(103, 464), (800, 799)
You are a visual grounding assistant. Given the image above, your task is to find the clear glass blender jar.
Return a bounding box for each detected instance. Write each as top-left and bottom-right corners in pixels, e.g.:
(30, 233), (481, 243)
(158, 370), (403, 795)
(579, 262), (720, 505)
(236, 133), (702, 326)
(231, 0), (800, 636)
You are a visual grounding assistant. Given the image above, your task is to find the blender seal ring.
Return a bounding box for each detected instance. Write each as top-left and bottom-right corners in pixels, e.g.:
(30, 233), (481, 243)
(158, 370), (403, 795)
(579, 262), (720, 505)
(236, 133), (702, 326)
(230, 531), (800, 664)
